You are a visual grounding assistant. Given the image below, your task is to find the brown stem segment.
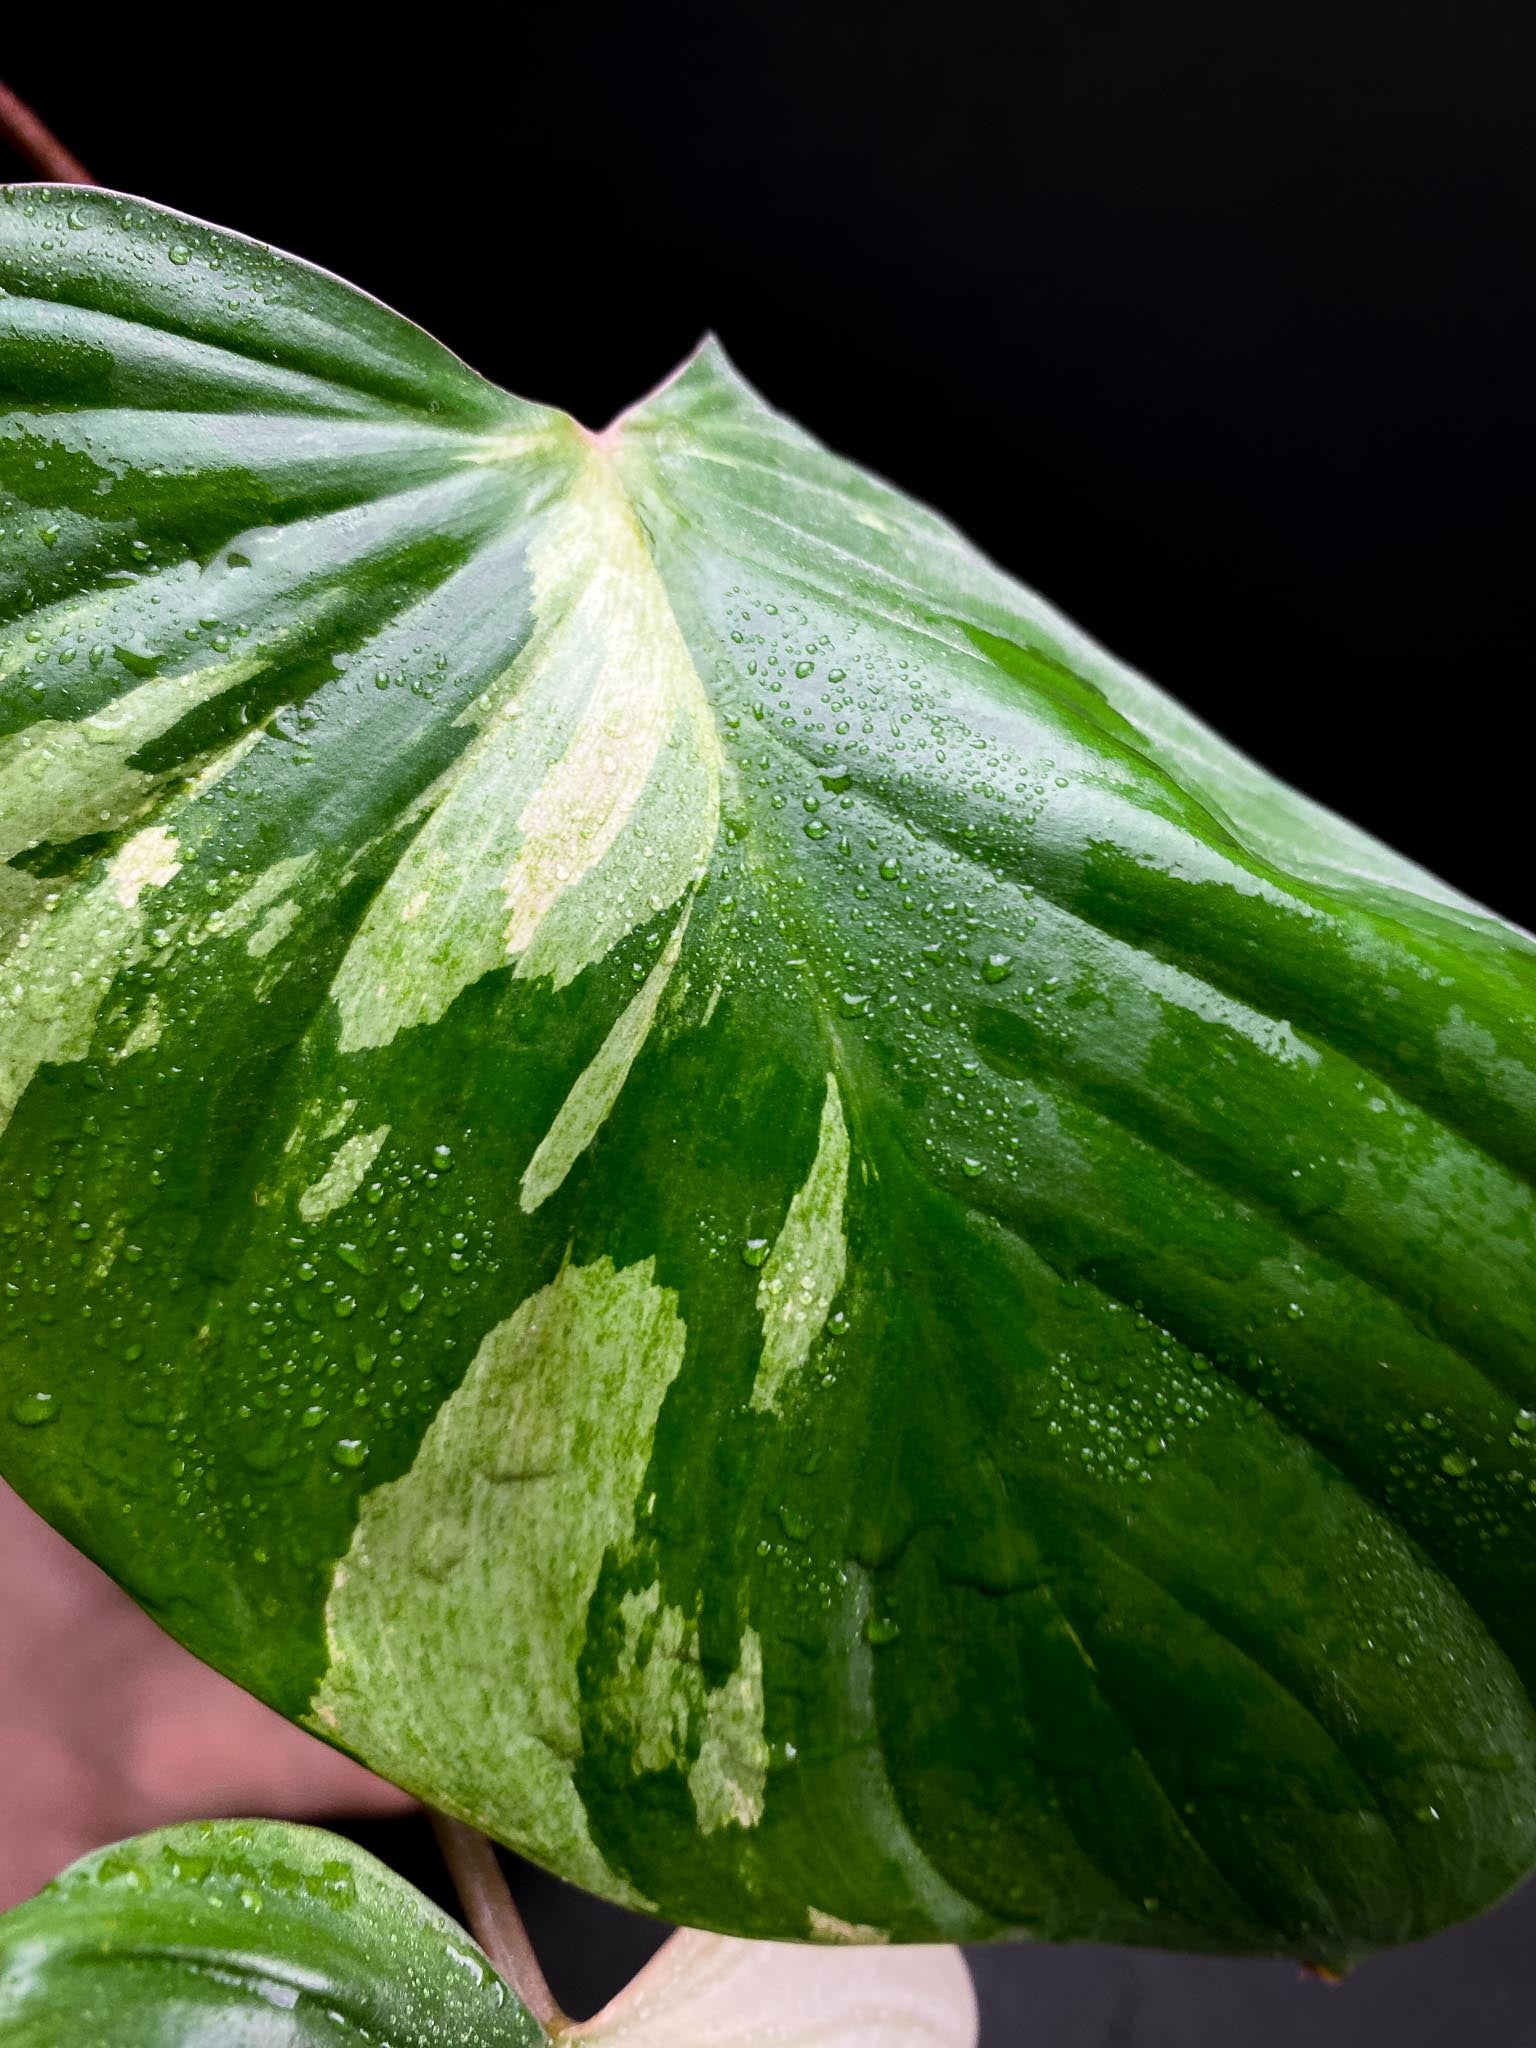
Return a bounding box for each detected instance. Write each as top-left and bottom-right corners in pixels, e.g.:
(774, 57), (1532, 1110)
(0, 79), (94, 184)
(431, 1812), (569, 2034)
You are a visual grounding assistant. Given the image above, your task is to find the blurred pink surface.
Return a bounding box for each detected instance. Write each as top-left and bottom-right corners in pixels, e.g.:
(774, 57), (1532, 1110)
(0, 1478), (414, 1909)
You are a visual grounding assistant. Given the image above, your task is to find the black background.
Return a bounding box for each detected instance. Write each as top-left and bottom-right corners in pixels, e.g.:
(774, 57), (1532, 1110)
(5, 6), (1534, 2039)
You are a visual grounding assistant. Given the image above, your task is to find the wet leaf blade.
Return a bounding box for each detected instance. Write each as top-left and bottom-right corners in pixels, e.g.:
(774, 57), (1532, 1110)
(1, 182), (1534, 1964)
(0, 1821), (546, 2046)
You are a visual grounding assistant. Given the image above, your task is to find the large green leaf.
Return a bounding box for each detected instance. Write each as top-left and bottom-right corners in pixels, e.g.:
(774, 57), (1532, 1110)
(1, 181), (1533, 1965)
(0, 1821), (544, 2045)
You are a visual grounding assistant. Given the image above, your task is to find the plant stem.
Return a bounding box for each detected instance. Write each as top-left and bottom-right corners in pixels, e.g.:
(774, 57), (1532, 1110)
(0, 79), (94, 184)
(430, 1812), (569, 2034)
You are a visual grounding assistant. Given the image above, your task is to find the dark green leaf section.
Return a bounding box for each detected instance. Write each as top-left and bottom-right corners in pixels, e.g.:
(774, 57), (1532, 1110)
(0, 184), (1533, 1965)
(0, 1821), (544, 2046)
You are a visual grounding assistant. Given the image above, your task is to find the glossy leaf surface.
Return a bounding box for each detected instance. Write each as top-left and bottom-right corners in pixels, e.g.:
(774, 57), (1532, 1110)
(1, 184), (1534, 1963)
(0, 1821), (543, 2045)
(0, 1821), (978, 2047)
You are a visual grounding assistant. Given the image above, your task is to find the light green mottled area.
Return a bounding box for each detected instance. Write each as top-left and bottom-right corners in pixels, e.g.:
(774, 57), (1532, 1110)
(612, 1581), (701, 1774)
(224, 852), (315, 956)
(520, 901), (693, 1213)
(751, 1076), (851, 1414)
(690, 1627), (768, 1833)
(0, 644), (266, 866)
(0, 866), (44, 958)
(309, 1255), (691, 1904)
(607, 1588), (768, 1834)
(1437, 1004), (1536, 1126)
(0, 827), (181, 1136)
(247, 895), (303, 959)
(115, 993), (163, 1060)
(297, 1123), (391, 1224)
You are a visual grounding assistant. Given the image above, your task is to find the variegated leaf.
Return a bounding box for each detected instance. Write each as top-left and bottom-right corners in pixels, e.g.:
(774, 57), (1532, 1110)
(1, 183), (1534, 1964)
(0, 1821), (544, 2045)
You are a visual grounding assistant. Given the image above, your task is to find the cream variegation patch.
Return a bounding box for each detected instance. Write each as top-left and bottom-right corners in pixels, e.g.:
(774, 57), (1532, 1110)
(607, 1585), (769, 1836)
(308, 1255), (693, 1907)
(751, 1075), (851, 1415)
(297, 1123), (391, 1224)
(330, 453), (720, 1051)
(109, 825), (181, 908)
(501, 467), (718, 988)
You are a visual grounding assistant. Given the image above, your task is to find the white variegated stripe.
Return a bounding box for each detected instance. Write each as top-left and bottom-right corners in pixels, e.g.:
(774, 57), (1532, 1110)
(309, 1255), (697, 1908)
(519, 898), (693, 1213)
(330, 451), (721, 1050)
(575, 1927), (978, 2047)
(297, 1123), (391, 1224)
(751, 1076), (851, 1415)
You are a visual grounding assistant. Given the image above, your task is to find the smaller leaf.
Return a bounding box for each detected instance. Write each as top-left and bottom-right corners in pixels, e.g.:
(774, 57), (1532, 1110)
(576, 1927), (979, 2047)
(0, 1820), (545, 2046)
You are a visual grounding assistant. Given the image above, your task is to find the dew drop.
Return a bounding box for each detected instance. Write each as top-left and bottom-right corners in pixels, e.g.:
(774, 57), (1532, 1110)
(11, 1391), (59, 1427)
